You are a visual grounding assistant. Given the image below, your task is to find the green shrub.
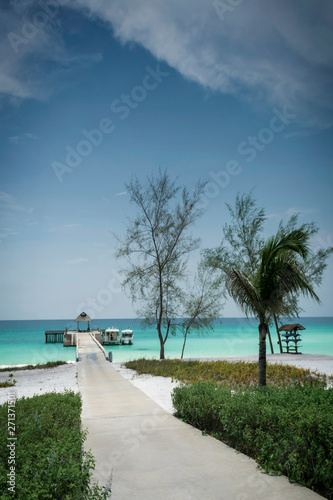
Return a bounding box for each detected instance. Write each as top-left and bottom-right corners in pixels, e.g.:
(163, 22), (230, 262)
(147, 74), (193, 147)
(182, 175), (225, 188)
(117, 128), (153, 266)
(0, 374), (17, 388)
(0, 391), (111, 499)
(172, 383), (333, 499)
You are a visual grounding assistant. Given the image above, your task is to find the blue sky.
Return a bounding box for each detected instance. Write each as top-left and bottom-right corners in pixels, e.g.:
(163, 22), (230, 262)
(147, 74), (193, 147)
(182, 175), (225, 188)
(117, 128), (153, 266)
(0, 0), (332, 320)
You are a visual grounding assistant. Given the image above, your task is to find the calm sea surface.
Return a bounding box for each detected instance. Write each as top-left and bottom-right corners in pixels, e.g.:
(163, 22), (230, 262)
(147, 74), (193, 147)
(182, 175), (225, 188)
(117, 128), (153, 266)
(0, 317), (332, 366)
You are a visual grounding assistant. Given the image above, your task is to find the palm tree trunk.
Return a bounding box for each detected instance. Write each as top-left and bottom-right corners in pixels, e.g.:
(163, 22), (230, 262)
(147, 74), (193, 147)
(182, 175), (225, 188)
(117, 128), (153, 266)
(258, 322), (267, 387)
(273, 313), (283, 353)
(267, 324), (274, 354)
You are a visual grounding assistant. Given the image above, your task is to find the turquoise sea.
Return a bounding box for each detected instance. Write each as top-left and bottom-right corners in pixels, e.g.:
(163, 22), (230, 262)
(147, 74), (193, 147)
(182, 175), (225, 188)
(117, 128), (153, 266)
(0, 317), (332, 366)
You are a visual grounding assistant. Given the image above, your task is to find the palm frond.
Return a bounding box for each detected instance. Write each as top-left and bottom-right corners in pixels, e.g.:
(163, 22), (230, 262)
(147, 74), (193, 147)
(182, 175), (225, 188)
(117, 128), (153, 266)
(260, 229), (310, 274)
(226, 269), (262, 318)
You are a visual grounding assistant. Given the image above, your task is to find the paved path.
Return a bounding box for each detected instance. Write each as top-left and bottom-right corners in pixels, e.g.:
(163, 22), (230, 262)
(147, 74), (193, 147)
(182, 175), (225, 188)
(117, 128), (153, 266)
(77, 342), (324, 500)
(77, 331), (106, 362)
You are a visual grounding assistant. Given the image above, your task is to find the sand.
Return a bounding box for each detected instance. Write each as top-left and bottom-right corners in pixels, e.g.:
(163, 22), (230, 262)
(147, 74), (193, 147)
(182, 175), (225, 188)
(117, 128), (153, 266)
(1, 354), (332, 411)
(112, 353), (333, 413)
(112, 362), (181, 413)
(0, 362), (78, 405)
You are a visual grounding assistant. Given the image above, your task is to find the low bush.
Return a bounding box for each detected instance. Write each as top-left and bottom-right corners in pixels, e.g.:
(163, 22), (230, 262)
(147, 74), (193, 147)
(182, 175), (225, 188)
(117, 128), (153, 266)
(0, 391), (111, 499)
(0, 374), (16, 388)
(125, 358), (327, 388)
(172, 382), (333, 499)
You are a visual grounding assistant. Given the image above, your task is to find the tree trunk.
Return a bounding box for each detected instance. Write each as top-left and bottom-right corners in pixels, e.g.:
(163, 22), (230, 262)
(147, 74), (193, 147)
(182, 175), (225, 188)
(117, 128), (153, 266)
(267, 325), (274, 354)
(181, 332), (188, 360)
(258, 322), (267, 387)
(157, 324), (165, 360)
(273, 313), (283, 353)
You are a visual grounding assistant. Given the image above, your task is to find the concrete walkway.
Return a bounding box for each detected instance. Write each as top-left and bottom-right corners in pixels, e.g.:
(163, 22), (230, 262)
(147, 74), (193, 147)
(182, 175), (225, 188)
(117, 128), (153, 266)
(77, 344), (324, 500)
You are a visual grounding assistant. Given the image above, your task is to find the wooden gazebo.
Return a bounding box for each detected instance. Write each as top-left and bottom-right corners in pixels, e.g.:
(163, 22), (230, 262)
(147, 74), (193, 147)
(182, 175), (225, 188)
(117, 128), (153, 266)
(75, 312), (92, 332)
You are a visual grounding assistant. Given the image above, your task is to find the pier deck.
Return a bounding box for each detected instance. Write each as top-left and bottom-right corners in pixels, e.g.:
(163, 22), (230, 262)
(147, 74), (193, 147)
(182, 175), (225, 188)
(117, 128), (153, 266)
(45, 329), (105, 346)
(45, 330), (65, 343)
(77, 332), (106, 362)
(77, 359), (322, 500)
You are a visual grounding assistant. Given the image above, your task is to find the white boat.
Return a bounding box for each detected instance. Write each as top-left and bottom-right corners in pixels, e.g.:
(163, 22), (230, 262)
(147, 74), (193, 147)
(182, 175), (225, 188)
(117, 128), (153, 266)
(104, 326), (120, 345)
(121, 328), (134, 345)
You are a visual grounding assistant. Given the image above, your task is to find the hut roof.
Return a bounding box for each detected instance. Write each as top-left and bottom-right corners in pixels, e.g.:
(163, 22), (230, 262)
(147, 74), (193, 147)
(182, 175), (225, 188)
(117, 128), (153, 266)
(278, 323), (305, 332)
(75, 312), (92, 322)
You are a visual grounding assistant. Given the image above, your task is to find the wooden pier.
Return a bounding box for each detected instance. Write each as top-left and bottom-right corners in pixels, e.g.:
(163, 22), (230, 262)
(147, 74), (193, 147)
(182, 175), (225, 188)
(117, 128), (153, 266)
(45, 329), (105, 346)
(45, 330), (65, 343)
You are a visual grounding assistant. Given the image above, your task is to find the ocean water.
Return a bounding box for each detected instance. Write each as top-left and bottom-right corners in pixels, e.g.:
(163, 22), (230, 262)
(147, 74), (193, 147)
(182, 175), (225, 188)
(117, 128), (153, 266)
(0, 317), (332, 366)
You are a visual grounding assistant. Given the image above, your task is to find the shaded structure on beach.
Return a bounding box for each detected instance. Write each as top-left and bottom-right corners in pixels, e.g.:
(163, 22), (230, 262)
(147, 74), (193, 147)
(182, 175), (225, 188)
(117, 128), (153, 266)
(278, 323), (305, 354)
(75, 312), (92, 332)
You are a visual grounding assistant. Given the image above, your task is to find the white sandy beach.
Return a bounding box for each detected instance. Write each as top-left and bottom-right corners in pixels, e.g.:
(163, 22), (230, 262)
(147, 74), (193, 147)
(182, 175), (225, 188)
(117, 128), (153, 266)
(0, 362), (78, 406)
(1, 355), (332, 411)
(113, 354), (333, 413)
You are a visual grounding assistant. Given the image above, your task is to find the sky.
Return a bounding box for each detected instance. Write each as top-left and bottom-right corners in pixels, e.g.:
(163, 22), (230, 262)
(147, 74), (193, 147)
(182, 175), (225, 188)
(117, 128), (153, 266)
(0, 0), (332, 320)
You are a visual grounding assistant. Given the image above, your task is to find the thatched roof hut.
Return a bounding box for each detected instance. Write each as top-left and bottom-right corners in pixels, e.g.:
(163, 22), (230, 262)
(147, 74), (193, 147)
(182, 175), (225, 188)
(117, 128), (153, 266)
(75, 312), (92, 322)
(75, 312), (92, 331)
(278, 323), (305, 332)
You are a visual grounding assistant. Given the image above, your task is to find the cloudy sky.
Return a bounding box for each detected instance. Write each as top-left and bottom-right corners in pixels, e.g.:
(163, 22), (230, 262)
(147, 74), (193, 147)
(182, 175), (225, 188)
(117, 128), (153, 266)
(1, 0), (332, 320)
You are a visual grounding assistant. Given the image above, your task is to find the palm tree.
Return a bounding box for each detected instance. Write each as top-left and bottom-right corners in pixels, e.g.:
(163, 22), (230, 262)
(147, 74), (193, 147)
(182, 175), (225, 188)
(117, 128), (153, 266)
(225, 229), (320, 387)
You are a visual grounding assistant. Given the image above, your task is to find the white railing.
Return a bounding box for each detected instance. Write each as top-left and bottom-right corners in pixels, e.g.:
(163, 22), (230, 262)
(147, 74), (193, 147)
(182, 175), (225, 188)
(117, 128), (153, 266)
(89, 332), (107, 360)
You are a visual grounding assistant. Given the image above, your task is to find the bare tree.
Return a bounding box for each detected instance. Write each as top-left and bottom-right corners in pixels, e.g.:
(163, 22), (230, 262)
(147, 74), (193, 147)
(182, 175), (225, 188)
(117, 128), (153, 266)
(180, 264), (223, 359)
(115, 169), (206, 359)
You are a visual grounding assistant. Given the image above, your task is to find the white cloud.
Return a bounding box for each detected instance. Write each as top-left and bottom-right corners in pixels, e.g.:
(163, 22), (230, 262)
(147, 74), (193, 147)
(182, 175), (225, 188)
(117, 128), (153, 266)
(265, 213), (280, 220)
(285, 207), (317, 218)
(46, 223), (82, 233)
(8, 136), (19, 144)
(0, 1), (102, 102)
(115, 191), (127, 197)
(67, 257), (88, 265)
(73, 0), (333, 126)
(9, 132), (38, 143)
(0, 191), (21, 211)
(0, 227), (18, 242)
(2, 0), (332, 127)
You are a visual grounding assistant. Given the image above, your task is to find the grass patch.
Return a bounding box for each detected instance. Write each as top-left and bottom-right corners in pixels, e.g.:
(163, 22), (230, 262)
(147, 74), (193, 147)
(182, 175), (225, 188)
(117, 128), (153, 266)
(172, 382), (333, 499)
(0, 374), (16, 389)
(0, 361), (69, 373)
(124, 358), (327, 388)
(0, 392), (111, 499)
(0, 381), (15, 389)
